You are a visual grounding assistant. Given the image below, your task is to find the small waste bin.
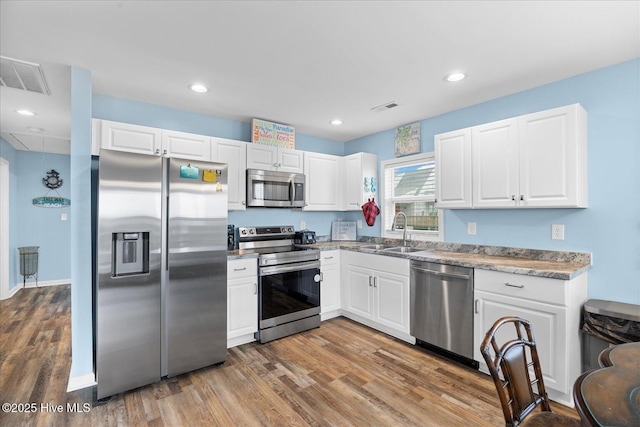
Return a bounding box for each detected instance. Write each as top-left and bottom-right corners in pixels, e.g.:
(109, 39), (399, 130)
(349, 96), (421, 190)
(581, 299), (640, 372)
(18, 246), (39, 288)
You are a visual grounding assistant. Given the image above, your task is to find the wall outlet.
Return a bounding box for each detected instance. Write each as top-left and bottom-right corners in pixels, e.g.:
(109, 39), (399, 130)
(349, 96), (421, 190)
(467, 222), (477, 235)
(61, 213), (68, 221)
(300, 221), (306, 230)
(552, 224), (565, 240)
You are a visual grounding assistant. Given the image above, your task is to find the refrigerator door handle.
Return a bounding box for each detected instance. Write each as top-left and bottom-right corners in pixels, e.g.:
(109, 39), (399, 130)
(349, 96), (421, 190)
(165, 194), (170, 270)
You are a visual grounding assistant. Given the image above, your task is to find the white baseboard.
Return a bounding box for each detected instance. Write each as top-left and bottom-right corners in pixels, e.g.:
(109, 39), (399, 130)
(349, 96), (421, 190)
(24, 279), (71, 288)
(6, 285), (21, 299)
(67, 372), (97, 392)
(227, 333), (256, 349)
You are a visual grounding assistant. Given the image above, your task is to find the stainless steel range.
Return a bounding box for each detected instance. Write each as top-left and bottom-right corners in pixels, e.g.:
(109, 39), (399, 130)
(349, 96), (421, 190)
(237, 226), (321, 343)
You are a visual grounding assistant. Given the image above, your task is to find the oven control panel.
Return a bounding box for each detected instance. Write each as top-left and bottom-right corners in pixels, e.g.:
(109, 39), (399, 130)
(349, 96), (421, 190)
(237, 226), (295, 241)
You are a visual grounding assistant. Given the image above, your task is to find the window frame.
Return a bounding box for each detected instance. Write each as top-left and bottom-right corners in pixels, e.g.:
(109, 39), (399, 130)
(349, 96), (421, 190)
(381, 152), (443, 242)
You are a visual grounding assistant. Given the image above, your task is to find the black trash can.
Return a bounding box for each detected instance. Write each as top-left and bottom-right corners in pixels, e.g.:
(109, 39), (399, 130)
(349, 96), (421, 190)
(581, 299), (640, 372)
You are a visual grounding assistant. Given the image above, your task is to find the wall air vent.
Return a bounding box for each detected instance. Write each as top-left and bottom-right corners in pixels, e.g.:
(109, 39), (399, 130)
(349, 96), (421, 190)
(371, 101), (398, 113)
(0, 56), (51, 95)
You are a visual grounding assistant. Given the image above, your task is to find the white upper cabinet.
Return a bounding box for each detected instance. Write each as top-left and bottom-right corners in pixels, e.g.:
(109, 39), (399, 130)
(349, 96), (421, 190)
(211, 137), (247, 211)
(100, 120), (161, 156)
(472, 118), (519, 208)
(161, 129), (211, 161)
(518, 104), (587, 208)
(246, 144), (304, 173)
(343, 152), (378, 211)
(99, 120), (211, 161)
(435, 128), (473, 208)
(304, 152), (342, 211)
(436, 104), (588, 209)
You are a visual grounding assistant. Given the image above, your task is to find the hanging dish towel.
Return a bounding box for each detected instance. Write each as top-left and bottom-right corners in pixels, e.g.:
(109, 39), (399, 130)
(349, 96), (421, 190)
(361, 198), (380, 226)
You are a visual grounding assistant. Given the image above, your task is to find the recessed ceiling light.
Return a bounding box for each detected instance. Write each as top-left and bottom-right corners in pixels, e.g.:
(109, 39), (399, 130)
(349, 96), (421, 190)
(444, 72), (467, 82)
(189, 83), (208, 93)
(16, 109), (36, 116)
(330, 119), (343, 126)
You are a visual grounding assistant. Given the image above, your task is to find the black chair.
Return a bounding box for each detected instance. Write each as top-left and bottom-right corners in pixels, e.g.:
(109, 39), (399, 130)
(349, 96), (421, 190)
(480, 316), (580, 427)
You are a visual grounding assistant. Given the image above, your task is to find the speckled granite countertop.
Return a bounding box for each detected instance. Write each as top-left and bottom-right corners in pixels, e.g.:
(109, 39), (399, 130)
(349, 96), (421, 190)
(305, 239), (590, 280)
(228, 238), (591, 280)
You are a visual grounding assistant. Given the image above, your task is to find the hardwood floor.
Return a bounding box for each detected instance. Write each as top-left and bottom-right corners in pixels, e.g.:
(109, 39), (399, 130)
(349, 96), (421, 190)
(1, 285), (580, 426)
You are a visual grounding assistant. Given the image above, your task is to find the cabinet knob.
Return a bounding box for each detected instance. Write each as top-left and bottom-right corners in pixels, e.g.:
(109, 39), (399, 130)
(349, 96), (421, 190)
(254, 283), (257, 294)
(163, 149), (168, 155)
(155, 148), (160, 155)
(511, 195), (516, 201)
(273, 162), (279, 168)
(520, 195), (524, 201)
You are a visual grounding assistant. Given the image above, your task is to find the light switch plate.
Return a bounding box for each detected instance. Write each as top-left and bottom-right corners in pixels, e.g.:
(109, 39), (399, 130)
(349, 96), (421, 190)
(467, 222), (476, 235)
(300, 221), (306, 230)
(61, 213), (68, 221)
(552, 224), (565, 240)
(357, 220), (362, 229)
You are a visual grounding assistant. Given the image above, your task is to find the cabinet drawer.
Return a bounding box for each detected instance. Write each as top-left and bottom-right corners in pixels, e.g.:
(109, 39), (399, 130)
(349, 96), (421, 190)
(227, 258), (257, 279)
(475, 269), (567, 305)
(321, 250), (340, 266)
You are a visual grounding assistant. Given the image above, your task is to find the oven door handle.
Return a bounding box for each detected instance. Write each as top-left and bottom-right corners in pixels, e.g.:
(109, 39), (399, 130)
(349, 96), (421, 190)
(260, 260), (320, 276)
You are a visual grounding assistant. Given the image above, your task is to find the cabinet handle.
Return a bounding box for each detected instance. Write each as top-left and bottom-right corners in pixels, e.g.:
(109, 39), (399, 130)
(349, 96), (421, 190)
(155, 148), (160, 155)
(520, 195), (524, 201)
(254, 283), (257, 294)
(505, 282), (525, 289)
(511, 195), (516, 201)
(233, 267), (247, 272)
(319, 272), (324, 282)
(373, 277), (377, 288)
(242, 201), (246, 205)
(273, 162), (279, 168)
(324, 256), (333, 260)
(163, 149), (167, 155)
(474, 299), (480, 314)
(368, 276), (373, 287)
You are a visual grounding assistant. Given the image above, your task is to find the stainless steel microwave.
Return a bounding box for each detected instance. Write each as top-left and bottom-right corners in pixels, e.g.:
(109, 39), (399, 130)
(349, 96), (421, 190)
(246, 169), (305, 208)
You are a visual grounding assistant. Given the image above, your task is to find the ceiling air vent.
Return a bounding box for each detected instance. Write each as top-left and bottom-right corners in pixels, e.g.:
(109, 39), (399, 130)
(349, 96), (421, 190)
(371, 101), (398, 113)
(0, 56), (51, 95)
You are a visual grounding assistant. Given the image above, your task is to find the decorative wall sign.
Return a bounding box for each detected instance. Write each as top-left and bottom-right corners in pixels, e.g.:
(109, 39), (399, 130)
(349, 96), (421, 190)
(251, 118), (295, 149)
(33, 169), (70, 208)
(394, 122), (421, 157)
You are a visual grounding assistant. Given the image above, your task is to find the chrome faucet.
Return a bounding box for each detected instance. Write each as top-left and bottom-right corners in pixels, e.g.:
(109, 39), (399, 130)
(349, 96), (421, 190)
(391, 211), (408, 246)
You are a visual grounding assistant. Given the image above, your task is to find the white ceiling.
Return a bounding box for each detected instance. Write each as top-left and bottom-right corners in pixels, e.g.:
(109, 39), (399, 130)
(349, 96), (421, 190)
(1, 1), (638, 155)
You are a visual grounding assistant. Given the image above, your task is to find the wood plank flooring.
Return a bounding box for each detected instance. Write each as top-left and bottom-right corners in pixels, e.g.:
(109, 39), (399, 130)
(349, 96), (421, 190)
(1, 285), (580, 426)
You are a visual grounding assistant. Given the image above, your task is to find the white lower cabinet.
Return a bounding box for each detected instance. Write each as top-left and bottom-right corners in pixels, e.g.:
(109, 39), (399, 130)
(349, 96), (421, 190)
(473, 269), (588, 406)
(341, 251), (413, 343)
(227, 258), (258, 348)
(320, 250), (341, 320)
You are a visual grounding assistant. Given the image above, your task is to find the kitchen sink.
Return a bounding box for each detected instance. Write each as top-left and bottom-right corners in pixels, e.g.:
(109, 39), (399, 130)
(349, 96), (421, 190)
(383, 246), (423, 253)
(360, 244), (395, 250)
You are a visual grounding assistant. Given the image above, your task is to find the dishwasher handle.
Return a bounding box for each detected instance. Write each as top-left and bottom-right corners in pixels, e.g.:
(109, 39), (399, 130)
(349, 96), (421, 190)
(412, 266), (470, 280)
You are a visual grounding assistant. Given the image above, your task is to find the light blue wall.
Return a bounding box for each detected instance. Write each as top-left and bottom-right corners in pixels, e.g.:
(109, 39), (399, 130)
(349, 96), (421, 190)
(0, 137), (20, 291)
(0, 140), (69, 288)
(345, 59), (640, 305)
(92, 95), (346, 236)
(70, 67), (94, 379)
(16, 152), (71, 283)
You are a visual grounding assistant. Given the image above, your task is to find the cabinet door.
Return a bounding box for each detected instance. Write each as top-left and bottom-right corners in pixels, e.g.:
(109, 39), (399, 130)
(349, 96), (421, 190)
(374, 270), (409, 333)
(320, 251), (341, 319)
(162, 130), (211, 161)
(246, 144), (278, 170)
(212, 137), (247, 210)
(472, 118), (519, 208)
(101, 120), (161, 156)
(435, 128), (472, 208)
(304, 152), (341, 211)
(227, 276), (258, 340)
(518, 104), (587, 208)
(343, 154), (362, 210)
(474, 291), (568, 393)
(343, 264), (374, 320)
(278, 148), (304, 173)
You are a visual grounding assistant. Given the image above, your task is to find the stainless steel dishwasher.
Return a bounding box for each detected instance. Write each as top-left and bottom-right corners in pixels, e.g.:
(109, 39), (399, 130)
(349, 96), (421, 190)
(410, 260), (476, 365)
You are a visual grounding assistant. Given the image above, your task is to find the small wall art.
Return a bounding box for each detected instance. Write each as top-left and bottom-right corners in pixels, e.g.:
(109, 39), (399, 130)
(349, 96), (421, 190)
(394, 121), (421, 157)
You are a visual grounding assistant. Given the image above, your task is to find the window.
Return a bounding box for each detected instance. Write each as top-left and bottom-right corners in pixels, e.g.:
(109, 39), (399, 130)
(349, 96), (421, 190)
(381, 153), (443, 241)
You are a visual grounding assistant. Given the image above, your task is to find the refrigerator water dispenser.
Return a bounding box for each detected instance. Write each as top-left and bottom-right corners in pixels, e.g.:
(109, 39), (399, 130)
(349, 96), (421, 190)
(112, 232), (149, 276)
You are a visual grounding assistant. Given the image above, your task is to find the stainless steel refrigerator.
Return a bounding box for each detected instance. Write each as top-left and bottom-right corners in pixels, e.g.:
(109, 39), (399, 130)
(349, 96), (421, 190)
(96, 149), (227, 399)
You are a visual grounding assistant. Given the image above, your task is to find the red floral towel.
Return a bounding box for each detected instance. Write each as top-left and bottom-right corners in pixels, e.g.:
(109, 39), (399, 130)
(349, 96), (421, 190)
(361, 198), (380, 226)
